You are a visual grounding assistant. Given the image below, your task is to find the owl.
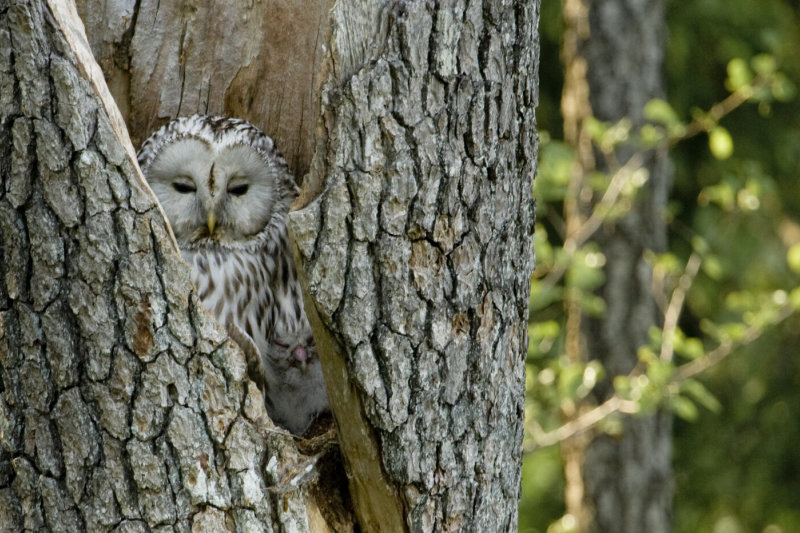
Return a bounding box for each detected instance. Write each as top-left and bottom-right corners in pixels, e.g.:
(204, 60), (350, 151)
(137, 115), (328, 434)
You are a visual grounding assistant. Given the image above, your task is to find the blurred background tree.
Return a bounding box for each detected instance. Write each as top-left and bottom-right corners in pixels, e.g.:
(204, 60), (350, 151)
(521, 0), (800, 532)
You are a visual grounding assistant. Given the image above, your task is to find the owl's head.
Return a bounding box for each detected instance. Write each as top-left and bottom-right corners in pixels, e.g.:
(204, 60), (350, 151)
(138, 115), (297, 247)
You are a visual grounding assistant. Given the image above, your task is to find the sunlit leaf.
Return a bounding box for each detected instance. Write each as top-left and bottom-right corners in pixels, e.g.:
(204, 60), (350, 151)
(566, 249), (606, 292)
(536, 140), (576, 201)
(681, 379), (722, 413)
(638, 345), (657, 364)
(787, 243), (800, 275)
(719, 322), (748, 342)
(670, 396), (699, 421)
(725, 290), (756, 311)
(598, 412), (624, 437)
(709, 126), (734, 160)
(679, 337), (705, 360)
(725, 57), (752, 92)
(584, 116), (609, 142)
(644, 98), (681, 127)
(646, 251), (683, 277)
(701, 255), (724, 280)
(646, 359), (675, 387)
(578, 292), (607, 317)
(558, 363), (586, 399)
(692, 236), (710, 255)
(751, 53), (777, 76)
(639, 124), (666, 147)
(771, 73), (797, 102)
(613, 375), (631, 398)
(698, 182), (735, 210)
(529, 281), (564, 311)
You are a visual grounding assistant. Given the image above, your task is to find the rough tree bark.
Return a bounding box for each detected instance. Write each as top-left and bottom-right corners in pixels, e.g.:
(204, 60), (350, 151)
(0, 1), (337, 532)
(561, 0), (673, 531)
(1, 0), (539, 532)
(290, 3), (539, 530)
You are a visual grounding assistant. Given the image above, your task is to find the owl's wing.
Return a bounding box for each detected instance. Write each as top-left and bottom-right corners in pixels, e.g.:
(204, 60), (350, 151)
(227, 323), (270, 397)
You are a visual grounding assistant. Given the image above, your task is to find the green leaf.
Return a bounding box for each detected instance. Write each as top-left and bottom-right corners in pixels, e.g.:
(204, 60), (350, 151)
(680, 337), (705, 360)
(681, 379), (722, 413)
(691, 236), (710, 255)
(536, 140), (576, 201)
(644, 98), (681, 127)
(638, 345), (657, 364)
(558, 363), (586, 399)
(787, 243), (800, 275)
(771, 73), (797, 102)
(529, 283), (564, 312)
(613, 375), (631, 397)
(702, 255), (724, 280)
(725, 58), (752, 92)
(646, 359), (675, 387)
(719, 322), (748, 342)
(751, 53), (777, 76)
(789, 287), (800, 310)
(578, 292), (607, 317)
(584, 117), (609, 142)
(670, 396), (699, 421)
(529, 321), (560, 341)
(698, 182), (736, 210)
(709, 126), (734, 160)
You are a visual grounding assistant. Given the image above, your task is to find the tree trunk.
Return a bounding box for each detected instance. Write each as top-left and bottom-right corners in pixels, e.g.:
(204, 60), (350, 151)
(289, 2), (539, 530)
(0, 1), (344, 531)
(1, 0), (539, 531)
(561, 0), (673, 531)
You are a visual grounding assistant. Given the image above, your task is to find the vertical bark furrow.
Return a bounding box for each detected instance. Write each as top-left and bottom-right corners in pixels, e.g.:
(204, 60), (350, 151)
(291, 1), (539, 530)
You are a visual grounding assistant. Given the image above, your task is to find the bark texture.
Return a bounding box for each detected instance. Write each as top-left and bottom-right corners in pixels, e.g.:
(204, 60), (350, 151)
(290, 2), (539, 531)
(563, 0), (673, 531)
(1, 0), (540, 531)
(75, 0), (335, 176)
(0, 1), (330, 531)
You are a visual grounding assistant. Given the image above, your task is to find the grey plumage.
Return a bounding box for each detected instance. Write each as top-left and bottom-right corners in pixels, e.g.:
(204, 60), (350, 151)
(138, 115), (328, 434)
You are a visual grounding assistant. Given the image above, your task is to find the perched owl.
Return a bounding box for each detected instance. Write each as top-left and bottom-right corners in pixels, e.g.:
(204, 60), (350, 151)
(137, 115), (328, 434)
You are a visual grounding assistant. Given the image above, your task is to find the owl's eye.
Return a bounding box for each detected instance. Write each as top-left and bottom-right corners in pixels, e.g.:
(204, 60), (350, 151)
(228, 183), (249, 196)
(172, 180), (196, 194)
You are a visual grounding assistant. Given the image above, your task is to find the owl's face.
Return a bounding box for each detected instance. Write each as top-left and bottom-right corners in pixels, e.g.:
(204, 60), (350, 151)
(138, 116), (295, 247)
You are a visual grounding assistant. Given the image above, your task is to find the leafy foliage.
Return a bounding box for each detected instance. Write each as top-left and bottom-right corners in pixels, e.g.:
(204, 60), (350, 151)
(520, 1), (800, 531)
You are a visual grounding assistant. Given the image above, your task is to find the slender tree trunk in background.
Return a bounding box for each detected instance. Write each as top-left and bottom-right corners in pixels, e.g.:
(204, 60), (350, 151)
(1, 0), (539, 531)
(561, 0), (673, 531)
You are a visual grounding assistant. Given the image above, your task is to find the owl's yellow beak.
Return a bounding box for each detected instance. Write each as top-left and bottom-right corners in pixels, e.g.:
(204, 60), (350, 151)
(207, 212), (216, 235)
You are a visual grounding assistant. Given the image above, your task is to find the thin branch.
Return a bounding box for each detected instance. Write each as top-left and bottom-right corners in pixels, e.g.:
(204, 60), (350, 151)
(673, 303), (794, 382)
(526, 303), (795, 451)
(660, 251), (702, 363)
(537, 154), (646, 289)
(671, 78), (767, 145)
(565, 153), (644, 252)
(526, 395), (640, 451)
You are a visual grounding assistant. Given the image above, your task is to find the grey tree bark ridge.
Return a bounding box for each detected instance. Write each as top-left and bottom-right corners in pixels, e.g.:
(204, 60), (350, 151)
(291, 2), (540, 530)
